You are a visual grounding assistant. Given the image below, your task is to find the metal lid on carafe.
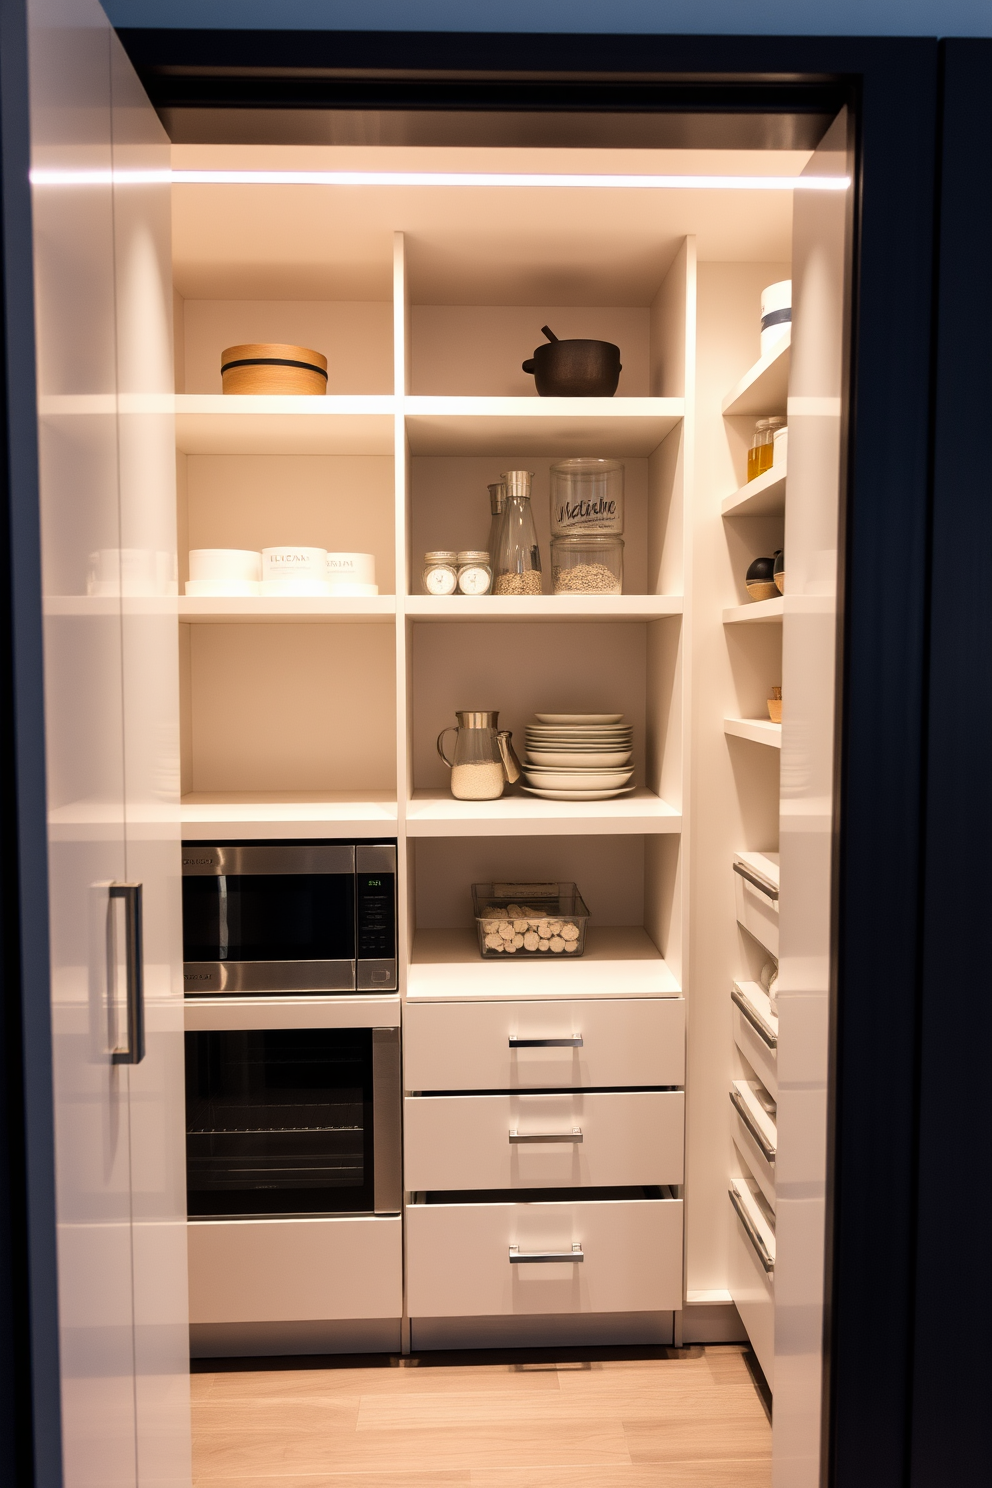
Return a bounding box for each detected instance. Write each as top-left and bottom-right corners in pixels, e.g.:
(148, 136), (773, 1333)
(455, 710), (499, 728)
(488, 481), (506, 514)
(501, 470), (534, 498)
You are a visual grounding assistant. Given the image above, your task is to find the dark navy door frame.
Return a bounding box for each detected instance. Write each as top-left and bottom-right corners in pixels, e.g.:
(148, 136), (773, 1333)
(0, 20), (988, 1487)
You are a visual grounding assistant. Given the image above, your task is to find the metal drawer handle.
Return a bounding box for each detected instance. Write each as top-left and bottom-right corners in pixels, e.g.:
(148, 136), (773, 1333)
(509, 1128), (583, 1144)
(509, 1243), (584, 1263)
(729, 1090), (776, 1164)
(733, 860), (779, 900)
(508, 1036), (582, 1048)
(729, 1187), (775, 1274)
(110, 883), (145, 1065)
(731, 985), (778, 1050)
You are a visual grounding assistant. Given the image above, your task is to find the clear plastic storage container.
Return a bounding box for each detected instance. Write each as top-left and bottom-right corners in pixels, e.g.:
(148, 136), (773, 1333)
(472, 881), (591, 958)
(551, 534), (623, 594)
(550, 458), (624, 537)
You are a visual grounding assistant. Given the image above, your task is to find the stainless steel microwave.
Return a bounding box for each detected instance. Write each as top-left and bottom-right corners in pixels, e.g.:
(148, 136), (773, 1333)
(182, 840), (397, 994)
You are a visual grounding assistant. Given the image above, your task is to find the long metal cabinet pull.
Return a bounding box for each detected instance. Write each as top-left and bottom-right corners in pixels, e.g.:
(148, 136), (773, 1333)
(731, 985), (778, 1049)
(508, 1035), (583, 1048)
(111, 883), (145, 1065)
(509, 1129), (583, 1143)
(729, 1090), (776, 1163)
(728, 1187), (775, 1274)
(732, 860), (779, 899)
(372, 1027), (402, 1214)
(509, 1244), (584, 1263)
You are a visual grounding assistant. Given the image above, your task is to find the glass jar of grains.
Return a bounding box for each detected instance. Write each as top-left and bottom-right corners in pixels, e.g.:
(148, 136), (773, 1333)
(551, 534), (624, 595)
(422, 551), (458, 595)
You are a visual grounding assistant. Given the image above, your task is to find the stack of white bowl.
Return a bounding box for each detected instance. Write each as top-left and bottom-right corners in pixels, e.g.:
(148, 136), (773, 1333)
(521, 713), (634, 801)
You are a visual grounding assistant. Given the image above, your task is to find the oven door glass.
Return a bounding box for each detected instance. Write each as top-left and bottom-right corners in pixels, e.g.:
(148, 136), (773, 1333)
(185, 1028), (373, 1217)
(182, 872), (355, 964)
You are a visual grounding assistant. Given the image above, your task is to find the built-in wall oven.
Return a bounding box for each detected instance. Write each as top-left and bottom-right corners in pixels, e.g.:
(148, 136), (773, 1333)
(182, 839), (397, 994)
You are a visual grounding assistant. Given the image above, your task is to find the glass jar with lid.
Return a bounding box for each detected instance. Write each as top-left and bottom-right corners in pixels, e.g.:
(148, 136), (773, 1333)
(422, 551), (458, 595)
(550, 458), (624, 537)
(456, 551), (492, 595)
(551, 534), (624, 595)
(747, 417), (786, 482)
(493, 470), (543, 595)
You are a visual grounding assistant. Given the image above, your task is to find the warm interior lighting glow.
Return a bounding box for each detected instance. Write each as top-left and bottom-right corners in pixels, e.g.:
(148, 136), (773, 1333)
(30, 168), (850, 192)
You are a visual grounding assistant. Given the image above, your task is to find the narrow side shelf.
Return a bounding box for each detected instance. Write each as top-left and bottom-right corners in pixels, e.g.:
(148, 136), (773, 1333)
(177, 597), (396, 624)
(406, 595), (683, 622)
(408, 925), (680, 1001)
(721, 333), (790, 417)
(721, 464), (787, 517)
(406, 788), (682, 837)
(723, 598), (784, 624)
(724, 718), (782, 749)
(180, 793), (398, 839)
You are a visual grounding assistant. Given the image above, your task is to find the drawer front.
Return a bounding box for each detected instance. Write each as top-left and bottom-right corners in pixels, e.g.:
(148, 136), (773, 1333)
(732, 1123), (775, 1210)
(406, 1195), (683, 1318)
(735, 873), (779, 957)
(188, 1215), (402, 1324)
(733, 1006), (778, 1099)
(729, 1207), (775, 1388)
(404, 998), (685, 1091)
(406, 1090), (685, 1191)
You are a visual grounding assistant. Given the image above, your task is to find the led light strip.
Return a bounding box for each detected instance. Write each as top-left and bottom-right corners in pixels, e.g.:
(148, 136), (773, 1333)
(30, 168), (850, 191)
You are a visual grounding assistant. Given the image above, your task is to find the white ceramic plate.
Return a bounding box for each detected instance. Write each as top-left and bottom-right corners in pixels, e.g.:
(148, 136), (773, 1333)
(526, 750), (633, 767)
(526, 730), (632, 740)
(523, 768), (633, 789)
(534, 713), (623, 725)
(522, 785), (636, 801)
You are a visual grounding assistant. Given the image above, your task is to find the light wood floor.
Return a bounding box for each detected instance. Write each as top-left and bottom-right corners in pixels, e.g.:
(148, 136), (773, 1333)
(191, 1343), (771, 1487)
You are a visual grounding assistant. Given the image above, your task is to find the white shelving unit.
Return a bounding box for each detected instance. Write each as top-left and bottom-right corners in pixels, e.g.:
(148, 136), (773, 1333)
(723, 717), (783, 748)
(721, 462), (787, 517)
(721, 331), (790, 416)
(723, 597), (784, 624)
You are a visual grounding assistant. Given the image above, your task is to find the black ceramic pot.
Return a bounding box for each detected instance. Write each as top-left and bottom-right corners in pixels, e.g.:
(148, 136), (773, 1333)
(773, 549), (785, 594)
(522, 326), (622, 397)
(746, 555), (778, 601)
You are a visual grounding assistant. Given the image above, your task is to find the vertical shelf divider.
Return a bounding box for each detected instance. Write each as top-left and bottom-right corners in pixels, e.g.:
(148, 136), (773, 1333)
(393, 232), (413, 990)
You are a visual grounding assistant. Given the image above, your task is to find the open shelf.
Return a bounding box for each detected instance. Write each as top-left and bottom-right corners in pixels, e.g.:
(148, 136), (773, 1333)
(175, 395), (396, 455)
(406, 595), (683, 622)
(721, 463), (787, 517)
(408, 925), (680, 1001)
(723, 597), (784, 624)
(178, 596), (395, 624)
(403, 397), (683, 456)
(180, 792), (398, 839)
(724, 718), (782, 749)
(721, 332), (791, 417)
(406, 788), (682, 837)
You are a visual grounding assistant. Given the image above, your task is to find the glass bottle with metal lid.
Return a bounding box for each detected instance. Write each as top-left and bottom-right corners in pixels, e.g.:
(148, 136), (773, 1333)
(487, 480), (506, 564)
(493, 470), (542, 595)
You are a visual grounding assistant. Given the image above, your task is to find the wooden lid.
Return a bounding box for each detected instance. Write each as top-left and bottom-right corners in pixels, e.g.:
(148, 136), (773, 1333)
(221, 343), (327, 375)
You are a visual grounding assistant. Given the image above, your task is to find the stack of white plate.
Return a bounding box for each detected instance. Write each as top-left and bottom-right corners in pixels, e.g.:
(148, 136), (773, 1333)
(522, 713), (634, 801)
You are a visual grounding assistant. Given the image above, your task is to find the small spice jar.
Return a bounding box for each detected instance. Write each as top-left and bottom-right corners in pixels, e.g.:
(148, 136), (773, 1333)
(551, 534), (624, 595)
(456, 551), (492, 595)
(422, 551), (458, 595)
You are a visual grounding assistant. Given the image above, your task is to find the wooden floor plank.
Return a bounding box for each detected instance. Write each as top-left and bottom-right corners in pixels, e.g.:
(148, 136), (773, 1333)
(195, 1363), (561, 1403)
(471, 1468), (771, 1488)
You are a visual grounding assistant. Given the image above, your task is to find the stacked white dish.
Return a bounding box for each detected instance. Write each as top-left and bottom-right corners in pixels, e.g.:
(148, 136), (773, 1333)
(522, 713), (634, 800)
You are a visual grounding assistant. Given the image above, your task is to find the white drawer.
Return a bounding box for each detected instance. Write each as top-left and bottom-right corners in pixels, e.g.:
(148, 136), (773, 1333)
(728, 1179), (775, 1389)
(188, 1215), (402, 1324)
(730, 1080), (776, 1209)
(732, 982), (778, 1098)
(404, 998), (685, 1091)
(405, 1090), (685, 1191)
(734, 852), (779, 957)
(406, 1192), (683, 1318)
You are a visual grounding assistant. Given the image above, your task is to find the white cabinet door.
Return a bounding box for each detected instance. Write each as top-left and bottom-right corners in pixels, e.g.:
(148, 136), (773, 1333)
(31, 2), (135, 1483)
(110, 33), (190, 1488)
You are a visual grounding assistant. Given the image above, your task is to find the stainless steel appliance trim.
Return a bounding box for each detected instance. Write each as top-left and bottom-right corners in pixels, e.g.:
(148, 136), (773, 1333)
(509, 1244), (584, 1263)
(508, 1035), (583, 1048)
(508, 1129), (583, 1143)
(729, 1186), (775, 1274)
(110, 883), (145, 1064)
(729, 1089), (776, 1163)
(732, 860), (779, 900)
(181, 844), (355, 875)
(183, 960), (356, 993)
(731, 985), (779, 1049)
(358, 957), (398, 992)
(372, 1027), (402, 1215)
(356, 844), (397, 874)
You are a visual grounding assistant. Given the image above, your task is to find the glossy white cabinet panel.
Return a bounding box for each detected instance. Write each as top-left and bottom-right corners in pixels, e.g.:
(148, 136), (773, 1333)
(404, 998), (685, 1092)
(110, 33), (190, 1488)
(733, 983), (779, 1100)
(407, 1195), (683, 1318)
(405, 1090), (685, 1191)
(188, 1216), (403, 1324)
(730, 1197), (775, 1389)
(734, 851), (780, 957)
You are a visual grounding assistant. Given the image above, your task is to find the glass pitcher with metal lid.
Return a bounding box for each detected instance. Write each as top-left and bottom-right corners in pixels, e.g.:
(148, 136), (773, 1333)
(437, 710), (522, 800)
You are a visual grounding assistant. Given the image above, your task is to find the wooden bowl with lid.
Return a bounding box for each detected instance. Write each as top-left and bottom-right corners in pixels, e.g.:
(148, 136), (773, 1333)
(220, 343), (327, 395)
